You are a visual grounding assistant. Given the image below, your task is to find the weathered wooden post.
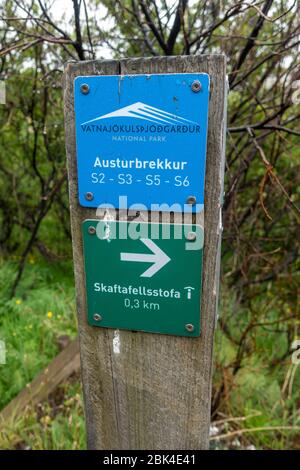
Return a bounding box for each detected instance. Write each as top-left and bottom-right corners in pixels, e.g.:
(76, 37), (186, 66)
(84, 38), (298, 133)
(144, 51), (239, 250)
(63, 55), (227, 450)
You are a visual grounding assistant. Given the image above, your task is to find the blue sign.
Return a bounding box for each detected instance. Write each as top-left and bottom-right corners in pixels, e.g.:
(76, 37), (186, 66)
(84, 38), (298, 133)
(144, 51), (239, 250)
(74, 74), (210, 211)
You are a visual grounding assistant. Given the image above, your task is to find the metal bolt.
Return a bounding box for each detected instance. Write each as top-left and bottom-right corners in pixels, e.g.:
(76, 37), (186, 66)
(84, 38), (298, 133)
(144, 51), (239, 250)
(93, 313), (102, 322)
(185, 323), (195, 333)
(88, 226), (96, 235)
(186, 195), (196, 205)
(191, 80), (201, 93)
(186, 232), (196, 242)
(85, 191), (94, 201)
(80, 83), (89, 94)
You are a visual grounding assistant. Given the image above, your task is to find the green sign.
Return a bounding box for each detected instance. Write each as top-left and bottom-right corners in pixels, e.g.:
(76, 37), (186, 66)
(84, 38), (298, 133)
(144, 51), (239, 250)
(82, 220), (203, 337)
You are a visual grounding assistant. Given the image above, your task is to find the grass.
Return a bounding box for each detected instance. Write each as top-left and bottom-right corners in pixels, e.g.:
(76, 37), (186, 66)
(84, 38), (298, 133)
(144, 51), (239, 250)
(0, 379), (85, 450)
(0, 257), (77, 409)
(0, 255), (299, 449)
(211, 290), (300, 450)
(0, 255), (85, 450)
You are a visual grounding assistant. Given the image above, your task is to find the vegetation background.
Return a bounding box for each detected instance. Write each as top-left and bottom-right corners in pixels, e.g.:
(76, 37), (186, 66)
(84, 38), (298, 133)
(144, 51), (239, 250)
(0, 0), (299, 449)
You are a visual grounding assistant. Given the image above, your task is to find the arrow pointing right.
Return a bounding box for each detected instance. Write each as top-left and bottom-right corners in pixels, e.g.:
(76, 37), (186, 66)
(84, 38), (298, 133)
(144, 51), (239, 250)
(120, 238), (171, 278)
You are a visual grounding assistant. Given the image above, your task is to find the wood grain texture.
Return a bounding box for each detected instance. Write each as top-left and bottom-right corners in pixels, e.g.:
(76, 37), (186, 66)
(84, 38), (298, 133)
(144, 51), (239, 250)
(63, 56), (227, 450)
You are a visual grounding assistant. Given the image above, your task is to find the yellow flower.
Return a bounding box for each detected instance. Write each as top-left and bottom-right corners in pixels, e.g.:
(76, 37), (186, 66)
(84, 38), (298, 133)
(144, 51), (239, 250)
(29, 258), (35, 265)
(15, 299), (22, 305)
(41, 415), (51, 425)
(47, 311), (53, 319)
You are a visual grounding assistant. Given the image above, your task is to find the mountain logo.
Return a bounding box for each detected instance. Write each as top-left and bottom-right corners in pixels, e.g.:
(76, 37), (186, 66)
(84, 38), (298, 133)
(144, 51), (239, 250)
(81, 102), (198, 126)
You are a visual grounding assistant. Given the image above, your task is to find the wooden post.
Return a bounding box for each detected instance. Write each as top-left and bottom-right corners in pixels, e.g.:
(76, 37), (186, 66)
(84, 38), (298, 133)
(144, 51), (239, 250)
(63, 56), (227, 450)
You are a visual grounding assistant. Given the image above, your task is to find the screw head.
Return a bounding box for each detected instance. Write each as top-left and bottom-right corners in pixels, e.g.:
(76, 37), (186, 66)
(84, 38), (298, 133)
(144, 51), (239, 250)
(186, 195), (196, 205)
(191, 80), (201, 93)
(88, 226), (96, 235)
(80, 83), (89, 94)
(85, 191), (94, 201)
(185, 323), (195, 333)
(93, 313), (102, 322)
(186, 231), (196, 242)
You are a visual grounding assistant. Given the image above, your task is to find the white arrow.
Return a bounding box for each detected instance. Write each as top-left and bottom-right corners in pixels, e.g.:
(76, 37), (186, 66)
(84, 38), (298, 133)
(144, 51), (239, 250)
(120, 239), (171, 278)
